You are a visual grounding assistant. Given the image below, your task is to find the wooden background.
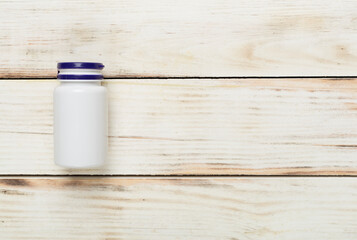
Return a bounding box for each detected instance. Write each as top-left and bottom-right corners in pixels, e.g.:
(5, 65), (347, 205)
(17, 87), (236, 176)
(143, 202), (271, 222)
(0, 0), (356, 239)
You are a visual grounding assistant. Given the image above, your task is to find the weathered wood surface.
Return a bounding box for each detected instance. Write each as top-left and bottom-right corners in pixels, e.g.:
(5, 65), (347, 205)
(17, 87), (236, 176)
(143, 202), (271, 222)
(1, 0), (357, 78)
(0, 79), (356, 175)
(0, 177), (356, 239)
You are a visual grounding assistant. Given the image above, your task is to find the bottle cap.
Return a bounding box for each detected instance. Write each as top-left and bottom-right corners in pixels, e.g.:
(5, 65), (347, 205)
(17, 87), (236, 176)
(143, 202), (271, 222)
(57, 62), (104, 70)
(57, 62), (104, 80)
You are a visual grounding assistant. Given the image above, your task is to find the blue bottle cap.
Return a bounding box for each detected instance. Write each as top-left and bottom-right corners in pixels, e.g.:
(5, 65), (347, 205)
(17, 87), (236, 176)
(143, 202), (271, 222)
(57, 75), (103, 80)
(57, 62), (104, 70)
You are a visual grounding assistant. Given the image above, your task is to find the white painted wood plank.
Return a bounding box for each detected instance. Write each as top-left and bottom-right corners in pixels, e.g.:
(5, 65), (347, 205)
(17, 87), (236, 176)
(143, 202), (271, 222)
(1, 0), (357, 77)
(0, 177), (356, 239)
(0, 79), (356, 175)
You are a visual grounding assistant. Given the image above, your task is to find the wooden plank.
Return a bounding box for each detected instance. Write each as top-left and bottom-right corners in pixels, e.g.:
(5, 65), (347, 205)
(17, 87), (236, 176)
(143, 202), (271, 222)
(1, 0), (357, 77)
(0, 79), (356, 175)
(0, 177), (356, 239)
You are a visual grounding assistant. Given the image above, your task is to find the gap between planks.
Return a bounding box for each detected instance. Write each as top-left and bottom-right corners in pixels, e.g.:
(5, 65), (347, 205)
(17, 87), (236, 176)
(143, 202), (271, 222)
(1, 76), (357, 80)
(0, 174), (356, 178)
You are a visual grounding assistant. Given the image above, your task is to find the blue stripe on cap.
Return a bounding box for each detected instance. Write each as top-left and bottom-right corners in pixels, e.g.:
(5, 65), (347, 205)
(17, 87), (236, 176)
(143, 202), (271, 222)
(57, 74), (103, 80)
(57, 62), (104, 70)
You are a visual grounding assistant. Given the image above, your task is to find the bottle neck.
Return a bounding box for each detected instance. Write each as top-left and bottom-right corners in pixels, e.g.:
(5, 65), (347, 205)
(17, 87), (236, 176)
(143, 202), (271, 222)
(59, 81), (101, 86)
(58, 69), (102, 75)
(57, 68), (103, 81)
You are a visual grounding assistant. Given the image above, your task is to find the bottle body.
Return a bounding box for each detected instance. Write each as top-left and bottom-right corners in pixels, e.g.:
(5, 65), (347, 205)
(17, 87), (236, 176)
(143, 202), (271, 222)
(54, 62), (107, 168)
(54, 81), (107, 168)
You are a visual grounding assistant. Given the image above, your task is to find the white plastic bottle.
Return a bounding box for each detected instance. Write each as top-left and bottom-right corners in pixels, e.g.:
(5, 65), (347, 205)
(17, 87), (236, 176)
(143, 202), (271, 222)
(54, 62), (107, 168)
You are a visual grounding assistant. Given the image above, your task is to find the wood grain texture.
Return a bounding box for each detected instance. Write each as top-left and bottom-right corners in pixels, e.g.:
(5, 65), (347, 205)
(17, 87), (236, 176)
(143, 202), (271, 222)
(0, 79), (356, 175)
(2, 0), (357, 77)
(0, 177), (356, 239)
